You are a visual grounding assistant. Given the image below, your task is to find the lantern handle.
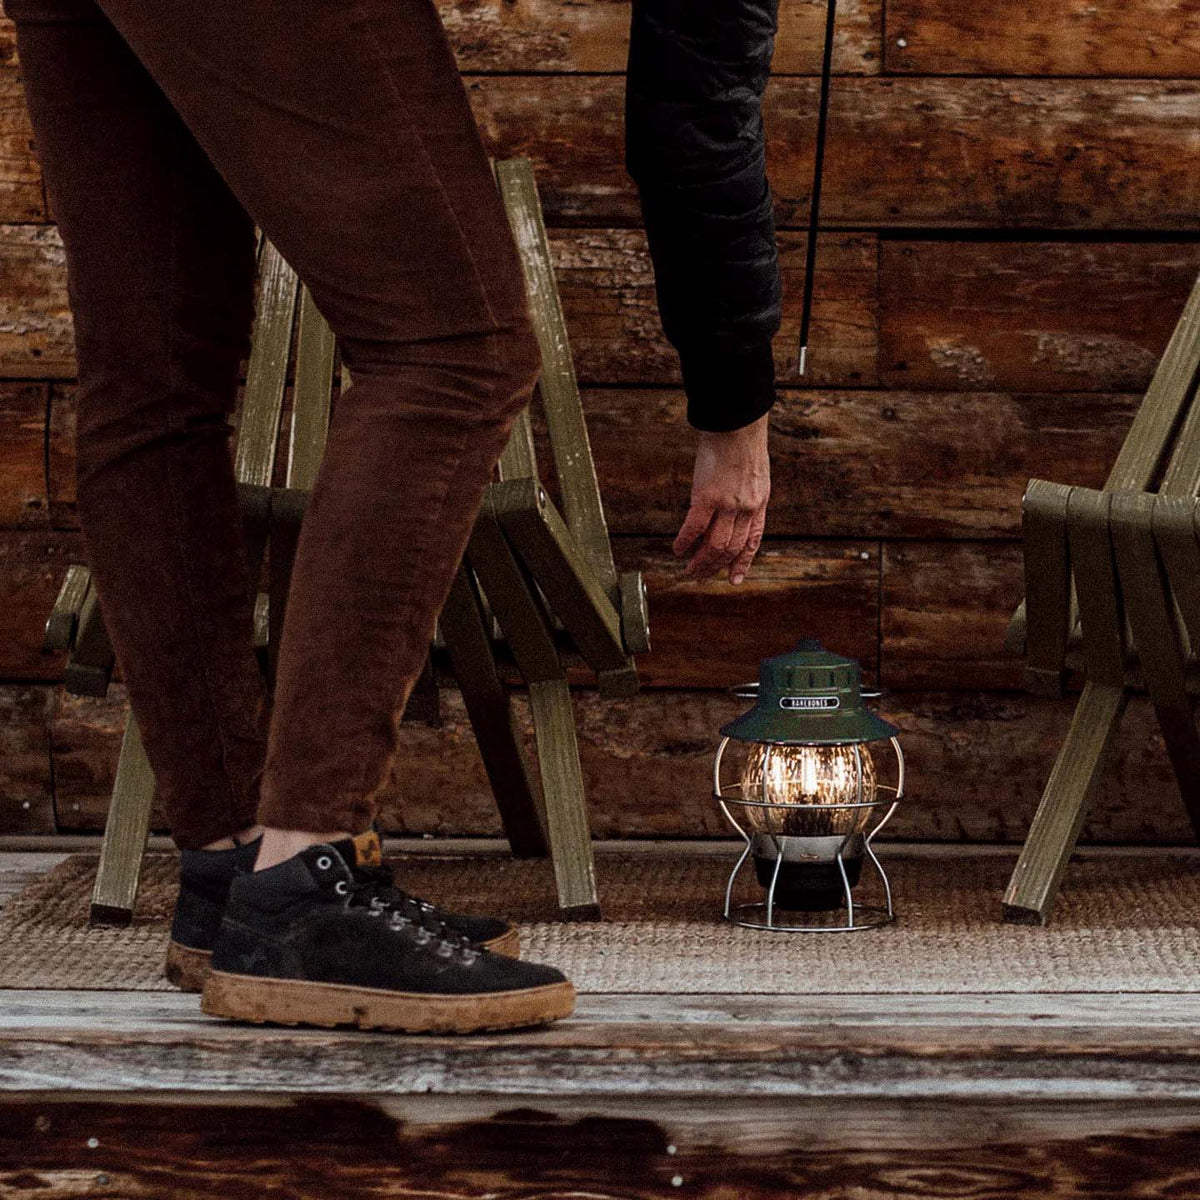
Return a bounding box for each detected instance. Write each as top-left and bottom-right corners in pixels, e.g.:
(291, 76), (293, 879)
(728, 682), (759, 700)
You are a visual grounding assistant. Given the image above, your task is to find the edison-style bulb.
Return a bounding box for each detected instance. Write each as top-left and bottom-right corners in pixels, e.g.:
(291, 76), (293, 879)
(739, 741), (876, 837)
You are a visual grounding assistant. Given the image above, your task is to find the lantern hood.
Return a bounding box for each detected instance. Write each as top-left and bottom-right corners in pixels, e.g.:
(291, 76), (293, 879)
(720, 639), (899, 746)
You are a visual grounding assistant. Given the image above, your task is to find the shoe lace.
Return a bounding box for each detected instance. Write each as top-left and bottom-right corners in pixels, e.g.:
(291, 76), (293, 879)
(345, 863), (478, 964)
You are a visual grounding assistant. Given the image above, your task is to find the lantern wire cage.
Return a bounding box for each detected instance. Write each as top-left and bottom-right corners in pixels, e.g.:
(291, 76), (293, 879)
(714, 733), (905, 933)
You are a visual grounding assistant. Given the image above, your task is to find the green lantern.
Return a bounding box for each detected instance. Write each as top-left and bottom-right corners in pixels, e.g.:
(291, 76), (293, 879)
(714, 639), (905, 932)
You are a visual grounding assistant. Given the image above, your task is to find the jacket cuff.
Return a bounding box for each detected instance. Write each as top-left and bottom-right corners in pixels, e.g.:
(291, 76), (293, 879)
(677, 339), (777, 433)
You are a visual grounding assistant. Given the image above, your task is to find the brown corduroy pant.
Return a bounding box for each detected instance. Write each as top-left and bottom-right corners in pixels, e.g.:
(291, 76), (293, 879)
(9, 0), (542, 849)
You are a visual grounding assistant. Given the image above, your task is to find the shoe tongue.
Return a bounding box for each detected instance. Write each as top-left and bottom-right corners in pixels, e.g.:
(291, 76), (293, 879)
(330, 830), (383, 871)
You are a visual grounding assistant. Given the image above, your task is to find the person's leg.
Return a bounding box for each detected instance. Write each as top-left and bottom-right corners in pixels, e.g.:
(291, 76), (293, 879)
(10, 0), (272, 851)
(82, 0), (542, 857)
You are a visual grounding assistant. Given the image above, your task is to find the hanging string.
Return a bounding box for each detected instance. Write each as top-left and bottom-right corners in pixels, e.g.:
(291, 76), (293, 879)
(798, 0), (838, 376)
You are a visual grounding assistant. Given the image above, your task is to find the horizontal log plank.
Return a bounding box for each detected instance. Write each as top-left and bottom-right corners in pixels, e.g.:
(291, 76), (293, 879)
(0, 529), (81, 680)
(563, 388), (1134, 539)
(886, 0), (1200, 78)
(609, 538), (878, 688)
(0, 0), (880, 77)
(549, 228), (877, 388)
(882, 540), (1026, 690)
(882, 240), (1200, 393)
(0, 686), (54, 834)
(439, 0), (882, 75)
(467, 77), (1200, 229)
(0, 381), (50, 526)
(26, 387), (1129, 556)
(2, 987), (1200, 1093)
(7, 71), (1200, 232)
(39, 683), (1193, 844)
(0, 10), (13, 67)
(0, 66), (39, 223)
(0, 224), (69, 376)
(1, 226), (877, 385)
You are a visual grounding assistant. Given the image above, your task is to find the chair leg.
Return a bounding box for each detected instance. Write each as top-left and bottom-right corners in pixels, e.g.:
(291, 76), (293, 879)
(440, 566), (549, 857)
(1002, 682), (1126, 925)
(528, 678), (601, 919)
(90, 710), (157, 926)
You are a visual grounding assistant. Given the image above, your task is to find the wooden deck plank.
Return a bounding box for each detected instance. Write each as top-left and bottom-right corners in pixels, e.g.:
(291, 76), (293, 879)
(1, 990), (1199, 1100)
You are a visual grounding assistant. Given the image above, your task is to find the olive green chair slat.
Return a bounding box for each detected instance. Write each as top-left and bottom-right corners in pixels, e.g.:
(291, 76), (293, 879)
(1004, 269), (1200, 925)
(495, 157), (620, 602)
(43, 563), (91, 652)
(288, 285), (336, 491)
(89, 712), (156, 925)
(234, 241), (299, 488)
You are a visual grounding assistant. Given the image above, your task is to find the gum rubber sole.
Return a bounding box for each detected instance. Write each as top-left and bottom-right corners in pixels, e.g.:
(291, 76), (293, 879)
(200, 970), (576, 1033)
(165, 941), (213, 993)
(166, 926), (522, 993)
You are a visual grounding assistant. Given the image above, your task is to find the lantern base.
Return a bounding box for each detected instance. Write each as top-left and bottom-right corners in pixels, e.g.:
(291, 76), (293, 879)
(752, 853), (864, 911)
(728, 901), (895, 934)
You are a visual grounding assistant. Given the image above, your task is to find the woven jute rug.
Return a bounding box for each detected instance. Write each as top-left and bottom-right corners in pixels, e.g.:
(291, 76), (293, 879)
(0, 850), (1198, 993)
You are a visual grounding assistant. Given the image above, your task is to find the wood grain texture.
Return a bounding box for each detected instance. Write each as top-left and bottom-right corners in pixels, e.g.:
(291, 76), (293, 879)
(0, 224), (69, 376)
(0, 9), (15, 69)
(439, 0), (882, 75)
(549, 228), (877, 388)
(5, 980), (1200, 1198)
(0, 528), (82, 680)
(0, 381), (50, 527)
(610, 539), (878, 688)
(2, 228), (877, 388)
(24, 384), (1132, 547)
(467, 77), (1200, 229)
(882, 240), (1200, 393)
(568, 388), (1135, 539)
(36, 683), (1192, 844)
(0, 67), (39, 223)
(3, 988), (1200, 1091)
(887, 0), (1200, 78)
(0, 686), (54, 834)
(882, 541), (1025, 690)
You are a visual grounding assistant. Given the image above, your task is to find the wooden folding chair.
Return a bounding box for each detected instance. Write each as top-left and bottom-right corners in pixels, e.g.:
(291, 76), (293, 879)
(1002, 271), (1200, 924)
(44, 156), (649, 925)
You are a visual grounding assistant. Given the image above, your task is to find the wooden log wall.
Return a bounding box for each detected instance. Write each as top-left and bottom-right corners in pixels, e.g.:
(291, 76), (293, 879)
(1, 0), (1198, 842)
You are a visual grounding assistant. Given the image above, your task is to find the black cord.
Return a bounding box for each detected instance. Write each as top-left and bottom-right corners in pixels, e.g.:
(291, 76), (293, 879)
(798, 0), (838, 375)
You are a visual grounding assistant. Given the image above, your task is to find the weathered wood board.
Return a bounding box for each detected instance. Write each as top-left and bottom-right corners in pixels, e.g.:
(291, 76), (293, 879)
(1, 227), (877, 386)
(0, 225), (69, 376)
(609, 539), (878, 688)
(0, 529), (82, 680)
(882, 540), (1025, 690)
(0, 382), (51, 527)
(0, 686), (54, 834)
(549, 228), (878, 388)
(0, 66), (40, 223)
(556, 388), (1133, 540)
(886, 0), (1200, 78)
(2, 986), (1200, 1199)
(467, 77), (1200, 229)
(439, 0), (882, 75)
(22, 387), (1133, 551)
(37, 683), (1192, 844)
(882, 240), (1200, 393)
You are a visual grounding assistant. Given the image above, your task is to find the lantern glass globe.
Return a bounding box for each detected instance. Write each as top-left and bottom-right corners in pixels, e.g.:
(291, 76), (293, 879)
(738, 741), (877, 838)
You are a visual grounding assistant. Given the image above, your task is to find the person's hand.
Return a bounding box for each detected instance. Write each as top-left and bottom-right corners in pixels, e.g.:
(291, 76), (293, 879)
(673, 412), (770, 585)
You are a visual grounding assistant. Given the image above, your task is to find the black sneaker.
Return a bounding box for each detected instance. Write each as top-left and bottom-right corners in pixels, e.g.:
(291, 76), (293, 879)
(165, 831), (519, 993)
(200, 843), (575, 1033)
(165, 836), (263, 992)
(328, 831), (520, 958)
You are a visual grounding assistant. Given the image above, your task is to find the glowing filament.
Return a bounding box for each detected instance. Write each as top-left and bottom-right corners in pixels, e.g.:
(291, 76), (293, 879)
(739, 742), (877, 837)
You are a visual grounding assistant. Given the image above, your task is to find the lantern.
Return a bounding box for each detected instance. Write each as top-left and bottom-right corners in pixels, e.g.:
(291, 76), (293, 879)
(714, 639), (905, 932)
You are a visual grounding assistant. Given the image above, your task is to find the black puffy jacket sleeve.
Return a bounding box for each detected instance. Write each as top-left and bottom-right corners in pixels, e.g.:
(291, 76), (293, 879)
(624, 0), (782, 433)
